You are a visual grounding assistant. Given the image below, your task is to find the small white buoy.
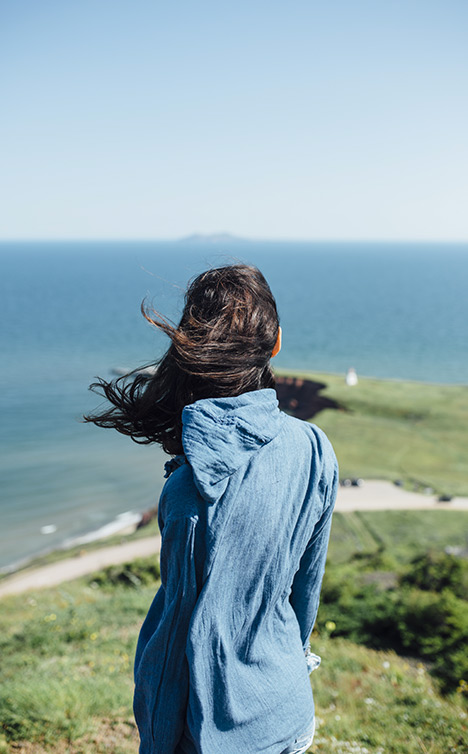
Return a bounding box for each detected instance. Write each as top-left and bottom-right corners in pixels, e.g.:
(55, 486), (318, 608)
(40, 524), (57, 535)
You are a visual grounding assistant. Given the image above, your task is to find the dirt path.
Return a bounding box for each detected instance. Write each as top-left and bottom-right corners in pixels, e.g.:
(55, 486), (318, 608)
(0, 536), (161, 598)
(1, 481), (467, 598)
(335, 480), (468, 513)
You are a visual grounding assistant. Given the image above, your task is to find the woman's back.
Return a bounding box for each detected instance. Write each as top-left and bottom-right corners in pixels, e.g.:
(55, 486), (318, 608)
(85, 264), (338, 753)
(134, 388), (338, 753)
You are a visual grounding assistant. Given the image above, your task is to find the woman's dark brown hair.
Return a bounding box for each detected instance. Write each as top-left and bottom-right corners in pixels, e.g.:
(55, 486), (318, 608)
(84, 264), (280, 455)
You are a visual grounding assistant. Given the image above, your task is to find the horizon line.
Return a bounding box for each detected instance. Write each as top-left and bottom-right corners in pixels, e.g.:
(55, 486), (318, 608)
(1, 236), (468, 244)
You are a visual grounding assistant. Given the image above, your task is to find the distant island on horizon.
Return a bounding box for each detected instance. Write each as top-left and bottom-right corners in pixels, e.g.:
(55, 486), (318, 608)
(173, 235), (468, 246)
(178, 232), (247, 244)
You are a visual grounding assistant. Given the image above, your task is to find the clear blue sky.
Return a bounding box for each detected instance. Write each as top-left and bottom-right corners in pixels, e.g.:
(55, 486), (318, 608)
(1, 0), (467, 240)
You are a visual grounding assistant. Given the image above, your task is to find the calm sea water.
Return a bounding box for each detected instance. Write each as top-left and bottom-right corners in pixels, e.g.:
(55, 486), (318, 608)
(1, 240), (467, 570)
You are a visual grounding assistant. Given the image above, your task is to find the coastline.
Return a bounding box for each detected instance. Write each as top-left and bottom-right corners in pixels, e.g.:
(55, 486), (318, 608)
(3, 369), (468, 582)
(0, 509), (148, 577)
(1, 479), (467, 598)
(275, 366), (468, 388)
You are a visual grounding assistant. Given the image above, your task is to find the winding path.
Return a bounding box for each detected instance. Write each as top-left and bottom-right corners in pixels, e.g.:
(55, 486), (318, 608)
(1, 481), (467, 598)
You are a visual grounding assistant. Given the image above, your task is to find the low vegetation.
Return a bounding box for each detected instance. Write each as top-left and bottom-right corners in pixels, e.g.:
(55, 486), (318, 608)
(1, 511), (467, 753)
(323, 512), (468, 696)
(318, 549), (468, 694)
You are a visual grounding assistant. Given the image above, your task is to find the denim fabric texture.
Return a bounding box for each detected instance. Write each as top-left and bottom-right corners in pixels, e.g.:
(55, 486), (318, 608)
(133, 388), (338, 753)
(280, 718), (316, 754)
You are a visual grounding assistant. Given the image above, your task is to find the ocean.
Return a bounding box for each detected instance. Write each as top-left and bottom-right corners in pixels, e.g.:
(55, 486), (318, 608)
(1, 240), (467, 571)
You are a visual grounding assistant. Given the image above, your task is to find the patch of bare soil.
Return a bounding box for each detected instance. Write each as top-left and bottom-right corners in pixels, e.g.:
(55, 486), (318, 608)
(8, 718), (139, 754)
(275, 376), (342, 421)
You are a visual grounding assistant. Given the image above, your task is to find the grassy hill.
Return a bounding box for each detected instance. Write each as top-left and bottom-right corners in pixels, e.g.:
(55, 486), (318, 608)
(1, 510), (467, 754)
(1, 372), (467, 751)
(275, 370), (468, 497)
(0, 565), (466, 754)
(328, 509), (468, 563)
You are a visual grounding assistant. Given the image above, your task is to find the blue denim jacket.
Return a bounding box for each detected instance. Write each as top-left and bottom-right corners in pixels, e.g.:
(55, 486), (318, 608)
(134, 388), (338, 753)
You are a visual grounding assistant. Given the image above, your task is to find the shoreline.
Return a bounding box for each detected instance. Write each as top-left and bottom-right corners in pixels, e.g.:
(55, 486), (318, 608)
(1, 479), (467, 598)
(2, 371), (468, 578)
(0, 510), (148, 577)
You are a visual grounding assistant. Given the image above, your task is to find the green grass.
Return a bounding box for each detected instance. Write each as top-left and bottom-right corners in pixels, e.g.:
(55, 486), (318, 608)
(309, 637), (467, 754)
(1, 507), (468, 754)
(277, 370), (468, 497)
(0, 577), (146, 752)
(328, 510), (468, 563)
(1, 568), (467, 754)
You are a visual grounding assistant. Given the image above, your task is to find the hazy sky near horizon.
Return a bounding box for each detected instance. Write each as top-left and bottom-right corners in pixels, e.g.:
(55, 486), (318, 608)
(1, 0), (467, 241)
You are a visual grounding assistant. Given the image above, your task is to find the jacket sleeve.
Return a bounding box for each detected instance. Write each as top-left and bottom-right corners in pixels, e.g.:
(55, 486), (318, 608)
(289, 458), (339, 652)
(133, 512), (200, 754)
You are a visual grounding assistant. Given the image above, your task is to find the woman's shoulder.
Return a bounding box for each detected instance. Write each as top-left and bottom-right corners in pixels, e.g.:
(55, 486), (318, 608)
(279, 413), (338, 474)
(280, 411), (333, 447)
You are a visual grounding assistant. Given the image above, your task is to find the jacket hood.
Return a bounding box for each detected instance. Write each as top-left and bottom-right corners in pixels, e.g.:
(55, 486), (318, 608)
(180, 388), (284, 504)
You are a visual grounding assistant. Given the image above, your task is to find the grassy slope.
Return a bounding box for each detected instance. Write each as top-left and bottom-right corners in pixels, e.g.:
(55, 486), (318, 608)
(0, 574), (467, 754)
(1, 511), (468, 754)
(328, 510), (468, 563)
(278, 371), (468, 496)
(2, 373), (468, 751)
